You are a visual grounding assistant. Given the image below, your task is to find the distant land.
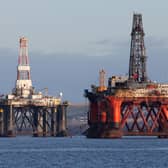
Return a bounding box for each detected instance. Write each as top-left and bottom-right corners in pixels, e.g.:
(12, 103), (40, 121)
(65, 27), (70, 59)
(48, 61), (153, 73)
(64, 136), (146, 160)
(67, 105), (88, 136)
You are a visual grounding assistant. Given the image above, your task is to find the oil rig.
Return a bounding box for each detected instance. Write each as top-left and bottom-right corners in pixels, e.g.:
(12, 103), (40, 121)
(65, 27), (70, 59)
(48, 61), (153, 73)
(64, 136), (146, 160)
(85, 13), (168, 138)
(0, 37), (68, 137)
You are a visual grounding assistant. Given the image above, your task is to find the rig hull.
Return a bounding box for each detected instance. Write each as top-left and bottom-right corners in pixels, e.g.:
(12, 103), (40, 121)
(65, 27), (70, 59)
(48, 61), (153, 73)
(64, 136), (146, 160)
(85, 90), (168, 138)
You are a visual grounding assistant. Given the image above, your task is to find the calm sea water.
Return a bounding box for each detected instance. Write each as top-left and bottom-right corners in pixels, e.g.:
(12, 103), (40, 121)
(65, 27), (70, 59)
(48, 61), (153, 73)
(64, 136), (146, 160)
(0, 136), (168, 168)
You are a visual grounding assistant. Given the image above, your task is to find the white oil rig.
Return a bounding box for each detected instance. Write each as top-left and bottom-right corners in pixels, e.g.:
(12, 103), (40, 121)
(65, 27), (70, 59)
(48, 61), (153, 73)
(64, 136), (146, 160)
(0, 37), (68, 137)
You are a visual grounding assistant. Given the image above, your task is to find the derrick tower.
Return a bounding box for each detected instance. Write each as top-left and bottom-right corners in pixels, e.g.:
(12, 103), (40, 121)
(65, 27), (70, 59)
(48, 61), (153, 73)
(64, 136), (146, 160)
(85, 13), (168, 139)
(129, 14), (147, 82)
(13, 37), (33, 98)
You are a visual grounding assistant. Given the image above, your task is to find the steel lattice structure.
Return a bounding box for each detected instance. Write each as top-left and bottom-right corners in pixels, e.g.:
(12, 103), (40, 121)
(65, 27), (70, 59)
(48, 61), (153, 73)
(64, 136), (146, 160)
(129, 14), (147, 82)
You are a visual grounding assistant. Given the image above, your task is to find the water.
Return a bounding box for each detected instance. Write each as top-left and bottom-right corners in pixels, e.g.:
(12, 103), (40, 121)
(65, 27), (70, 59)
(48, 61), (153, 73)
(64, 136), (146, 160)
(0, 136), (168, 168)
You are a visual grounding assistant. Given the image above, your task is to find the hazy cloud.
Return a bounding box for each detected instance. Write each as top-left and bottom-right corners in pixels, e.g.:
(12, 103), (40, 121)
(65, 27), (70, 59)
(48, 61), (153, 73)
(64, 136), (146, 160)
(146, 36), (168, 48)
(94, 39), (113, 46)
(0, 48), (127, 103)
(1, 35), (168, 103)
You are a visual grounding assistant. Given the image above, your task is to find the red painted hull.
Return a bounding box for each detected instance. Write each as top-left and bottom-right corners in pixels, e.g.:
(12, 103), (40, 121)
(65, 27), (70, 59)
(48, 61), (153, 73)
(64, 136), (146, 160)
(86, 94), (168, 138)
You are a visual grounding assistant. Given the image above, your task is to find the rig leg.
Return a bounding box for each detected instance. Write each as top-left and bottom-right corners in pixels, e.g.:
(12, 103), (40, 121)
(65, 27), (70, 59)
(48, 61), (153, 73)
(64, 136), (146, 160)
(42, 108), (48, 136)
(33, 107), (39, 137)
(3, 105), (15, 137)
(51, 107), (57, 136)
(0, 108), (4, 136)
(56, 105), (68, 137)
(107, 98), (122, 138)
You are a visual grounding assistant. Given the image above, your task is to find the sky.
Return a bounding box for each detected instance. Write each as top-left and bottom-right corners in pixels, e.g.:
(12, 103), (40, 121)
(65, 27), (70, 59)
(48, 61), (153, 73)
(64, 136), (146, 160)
(0, 0), (168, 103)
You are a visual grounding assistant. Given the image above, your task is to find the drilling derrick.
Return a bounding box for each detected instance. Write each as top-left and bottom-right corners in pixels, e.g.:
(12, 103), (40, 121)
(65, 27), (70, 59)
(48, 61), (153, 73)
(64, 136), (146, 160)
(85, 13), (168, 139)
(129, 14), (147, 82)
(13, 37), (33, 98)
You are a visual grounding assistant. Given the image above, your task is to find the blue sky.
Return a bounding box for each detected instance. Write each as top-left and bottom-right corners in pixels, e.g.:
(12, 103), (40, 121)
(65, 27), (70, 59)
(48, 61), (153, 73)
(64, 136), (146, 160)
(0, 0), (168, 103)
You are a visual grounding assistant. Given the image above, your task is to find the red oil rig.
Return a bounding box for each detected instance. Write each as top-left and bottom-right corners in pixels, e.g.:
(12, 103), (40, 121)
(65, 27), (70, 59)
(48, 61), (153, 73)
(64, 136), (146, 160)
(85, 13), (168, 138)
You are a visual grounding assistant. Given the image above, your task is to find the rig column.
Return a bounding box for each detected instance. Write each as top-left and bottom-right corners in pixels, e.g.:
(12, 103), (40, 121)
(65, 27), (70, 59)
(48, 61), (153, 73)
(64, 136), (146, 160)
(107, 97), (123, 138)
(42, 108), (48, 136)
(33, 106), (39, 137)
(0, 108), (4, 136)
(38, 110), (43, 136)
(9, 104), (14, 136)
(88, 102), (98, 125)
(56, 104), (68, 137)
(111, 98), (122, 128)
(3, 105), (15, 137)
(51, 107), (57, 136)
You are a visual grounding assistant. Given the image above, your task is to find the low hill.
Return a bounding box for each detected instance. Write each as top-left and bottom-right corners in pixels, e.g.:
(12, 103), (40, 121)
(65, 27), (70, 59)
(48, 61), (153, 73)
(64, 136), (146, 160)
(67, 104), (88, 136)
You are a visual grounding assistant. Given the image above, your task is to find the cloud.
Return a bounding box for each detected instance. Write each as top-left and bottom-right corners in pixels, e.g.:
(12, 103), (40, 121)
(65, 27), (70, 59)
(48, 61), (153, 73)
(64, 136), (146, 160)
(0, 48), (126, 102)
(92, 36), (168, 83)
(94, 39), (113, 46)
(0, 35), (168, 103)
(146, 36), (168, 48)
(93, 35), (168, 50)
